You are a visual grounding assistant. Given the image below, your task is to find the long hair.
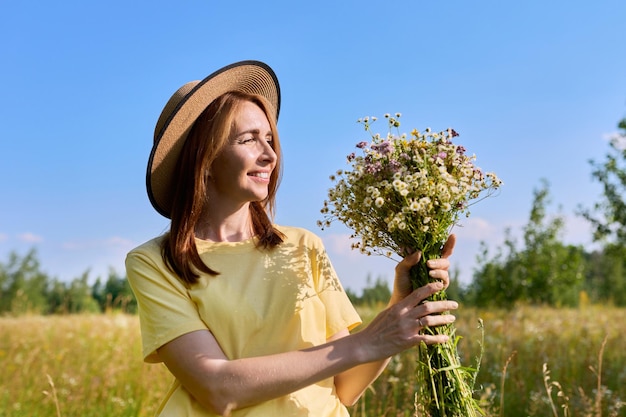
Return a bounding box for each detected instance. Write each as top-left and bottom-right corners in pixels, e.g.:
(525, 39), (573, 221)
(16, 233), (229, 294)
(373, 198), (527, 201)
(161, 91), (284, 285)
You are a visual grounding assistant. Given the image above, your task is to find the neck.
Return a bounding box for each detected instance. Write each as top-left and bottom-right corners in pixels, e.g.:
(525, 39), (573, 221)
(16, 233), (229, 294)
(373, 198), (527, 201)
(195, 203), (254, 242)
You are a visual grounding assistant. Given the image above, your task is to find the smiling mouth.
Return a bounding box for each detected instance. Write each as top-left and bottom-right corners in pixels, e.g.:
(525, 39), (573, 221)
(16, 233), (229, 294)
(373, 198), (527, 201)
(249, 172), (270, 179)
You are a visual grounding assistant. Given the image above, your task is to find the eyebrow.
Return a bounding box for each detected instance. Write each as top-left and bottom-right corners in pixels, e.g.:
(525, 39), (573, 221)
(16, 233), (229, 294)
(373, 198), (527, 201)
(235, 128), (273, 137)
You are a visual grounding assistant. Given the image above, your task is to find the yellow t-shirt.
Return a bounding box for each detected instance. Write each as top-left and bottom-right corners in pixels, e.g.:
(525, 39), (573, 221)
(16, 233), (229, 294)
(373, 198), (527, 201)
(126, 225), (362, 417)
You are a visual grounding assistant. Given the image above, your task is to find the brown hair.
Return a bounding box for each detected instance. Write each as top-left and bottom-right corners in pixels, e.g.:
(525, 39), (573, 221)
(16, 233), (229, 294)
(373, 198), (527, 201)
(161, 91), (284, 285)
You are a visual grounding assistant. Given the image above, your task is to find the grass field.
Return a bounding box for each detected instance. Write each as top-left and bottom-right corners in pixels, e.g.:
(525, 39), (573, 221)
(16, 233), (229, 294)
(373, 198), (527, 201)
(1, 306), (624, 416)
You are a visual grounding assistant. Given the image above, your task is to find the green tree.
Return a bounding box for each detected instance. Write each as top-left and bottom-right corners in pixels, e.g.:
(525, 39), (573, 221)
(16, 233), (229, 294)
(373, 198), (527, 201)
(47, 278), (70, 314)
(579, 116), (626, 244)
(92, 269), (137, 313)
(345, 275), (392, 306)
(516, 180), (585, 306)
(467, 180), (585, 307)
(0, 250), (138, 315)
(359, 275), (391, 306)
(577, 114), (626, 305)
(464, 232), (521, 308)
(0, 249), (49, 315)
(445, 268), (462, 303)
(583, 244), (626, 306)
(65, 271), (100, 313)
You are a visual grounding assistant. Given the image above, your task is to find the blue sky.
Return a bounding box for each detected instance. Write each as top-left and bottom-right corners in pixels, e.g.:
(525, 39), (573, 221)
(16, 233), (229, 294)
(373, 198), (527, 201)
(1, 0), (625, 292)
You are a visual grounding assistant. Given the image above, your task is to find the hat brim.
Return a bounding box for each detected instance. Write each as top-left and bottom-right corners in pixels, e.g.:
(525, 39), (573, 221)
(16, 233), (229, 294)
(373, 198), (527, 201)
(146, 60), (281, 218)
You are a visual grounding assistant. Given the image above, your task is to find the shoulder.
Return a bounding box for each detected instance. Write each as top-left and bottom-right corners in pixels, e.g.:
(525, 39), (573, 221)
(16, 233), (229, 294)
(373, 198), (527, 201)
(127, 235), (164, 257)
(275, 225), (325, 247)
(124, 235), (188, 293)
(125, 235), (166, 270)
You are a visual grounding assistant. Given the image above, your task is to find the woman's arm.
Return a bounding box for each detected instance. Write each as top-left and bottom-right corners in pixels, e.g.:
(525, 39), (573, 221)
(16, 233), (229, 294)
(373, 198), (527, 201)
(158, 235), (457, 415)
(158, 326), (363, 415)
(158, 281), (455, 415)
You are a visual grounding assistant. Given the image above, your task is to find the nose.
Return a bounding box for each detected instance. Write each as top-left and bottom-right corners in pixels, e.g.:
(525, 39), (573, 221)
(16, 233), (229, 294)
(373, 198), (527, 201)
(259, 140), (277, 165)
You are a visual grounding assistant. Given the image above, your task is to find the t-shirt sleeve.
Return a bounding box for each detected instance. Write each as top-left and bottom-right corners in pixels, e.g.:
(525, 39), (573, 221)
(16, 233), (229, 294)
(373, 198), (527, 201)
(311, 239), (362, 338)
(125, 242), (208, 363)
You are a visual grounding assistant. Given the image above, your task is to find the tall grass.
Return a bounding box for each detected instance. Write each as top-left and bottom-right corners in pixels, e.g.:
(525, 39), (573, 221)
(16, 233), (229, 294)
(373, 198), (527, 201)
(350, 305), (626, 417)
(1, 306), (624, 416)
(0, 314), (171, 417)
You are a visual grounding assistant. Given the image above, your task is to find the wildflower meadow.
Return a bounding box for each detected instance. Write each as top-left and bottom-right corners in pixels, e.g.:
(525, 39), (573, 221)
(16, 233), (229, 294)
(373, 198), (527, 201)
(1, 306), (624, 417)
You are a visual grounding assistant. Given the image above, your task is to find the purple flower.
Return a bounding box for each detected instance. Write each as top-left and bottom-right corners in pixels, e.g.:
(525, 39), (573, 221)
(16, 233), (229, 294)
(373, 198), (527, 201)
(473, 168), (485, 180)
(438, 152), (447, 159)
(365, 161), (382, 174)
(356, 141), (368, 149)
(388, 159), (402, 173)
(347, 152), (356, 162)
(371, 141), (394, 155)
(456, 145), (466, 155)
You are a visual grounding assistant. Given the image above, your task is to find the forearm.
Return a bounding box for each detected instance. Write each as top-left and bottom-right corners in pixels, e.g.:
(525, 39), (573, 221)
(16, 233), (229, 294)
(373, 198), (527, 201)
(160, 331), (371, 415)
(332, 297), (404, 405)
(213, 344), (362, 408)
(334, 357), (391, 406)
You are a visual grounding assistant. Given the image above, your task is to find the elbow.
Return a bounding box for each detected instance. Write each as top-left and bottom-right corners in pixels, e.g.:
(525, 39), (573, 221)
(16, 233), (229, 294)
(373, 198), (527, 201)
(182, 377), (243, 416)
(335, 382), (365, 407)
(208, 400), (239, 417)
(340, 395), (361, 407)
(194, 383), (247, 416)
(339, 388), (366, 407)
(192, 389), (241, 416)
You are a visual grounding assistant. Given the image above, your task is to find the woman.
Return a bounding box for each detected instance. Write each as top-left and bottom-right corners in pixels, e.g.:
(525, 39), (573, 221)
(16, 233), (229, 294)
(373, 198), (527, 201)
(126, 60), (458, 417)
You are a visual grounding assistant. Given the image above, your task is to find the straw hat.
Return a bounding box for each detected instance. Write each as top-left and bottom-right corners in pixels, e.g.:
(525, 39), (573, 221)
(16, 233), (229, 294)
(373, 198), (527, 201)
(146, 60), (281, 218)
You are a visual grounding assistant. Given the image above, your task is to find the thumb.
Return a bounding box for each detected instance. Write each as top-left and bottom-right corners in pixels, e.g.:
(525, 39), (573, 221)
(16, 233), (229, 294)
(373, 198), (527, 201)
(397, 250), (422, 274)
(441, 234), (456, 259)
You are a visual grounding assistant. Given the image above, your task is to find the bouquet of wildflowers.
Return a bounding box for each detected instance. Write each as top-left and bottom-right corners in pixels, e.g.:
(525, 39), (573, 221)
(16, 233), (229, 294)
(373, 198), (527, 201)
(319, 114), (501, 416)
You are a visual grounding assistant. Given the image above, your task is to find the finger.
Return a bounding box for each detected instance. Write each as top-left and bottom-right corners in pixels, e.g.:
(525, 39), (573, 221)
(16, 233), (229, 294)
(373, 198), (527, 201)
(419, 334), (452, 345)
(390, 282), (440, 312)
(429, 269), (450, 287)
(404, 281), (444, 307)
(416, 299), (458, 316)
(417, 309), (457, 328)
(426, 257), (450, 271)
(395, 250), (422, 275)
(441, 234), (456, 258)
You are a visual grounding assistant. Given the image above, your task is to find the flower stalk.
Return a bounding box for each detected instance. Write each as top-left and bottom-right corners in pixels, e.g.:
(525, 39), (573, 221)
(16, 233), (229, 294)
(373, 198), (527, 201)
(411, 248), (483, 417)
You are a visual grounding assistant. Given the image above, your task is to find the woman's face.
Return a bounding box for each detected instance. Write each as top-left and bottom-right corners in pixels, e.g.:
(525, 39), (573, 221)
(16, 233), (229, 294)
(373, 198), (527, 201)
(207, 100), (277, 210)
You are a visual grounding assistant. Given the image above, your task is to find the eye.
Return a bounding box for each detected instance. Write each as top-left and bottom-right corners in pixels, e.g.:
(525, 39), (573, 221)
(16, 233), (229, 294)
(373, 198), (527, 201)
(236, 135), (256, 145)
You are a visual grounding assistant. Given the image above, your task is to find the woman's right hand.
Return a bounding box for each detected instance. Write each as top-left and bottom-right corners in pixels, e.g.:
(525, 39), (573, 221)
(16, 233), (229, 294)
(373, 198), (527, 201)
(355, 281), (458, 363)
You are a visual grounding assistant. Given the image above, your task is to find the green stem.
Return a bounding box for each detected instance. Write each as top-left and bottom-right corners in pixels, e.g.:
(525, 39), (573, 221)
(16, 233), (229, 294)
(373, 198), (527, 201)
(410, 246), (484, 417)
